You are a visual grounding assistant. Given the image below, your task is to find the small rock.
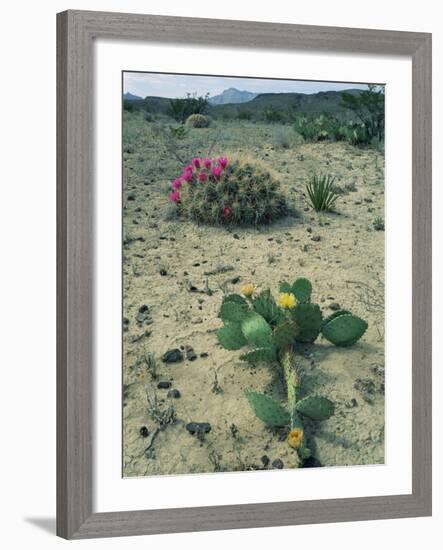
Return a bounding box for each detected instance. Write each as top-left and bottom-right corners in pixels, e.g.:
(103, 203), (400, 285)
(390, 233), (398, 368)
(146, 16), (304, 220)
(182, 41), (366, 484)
(311, 235), (321, 242)
(306, 227), (312, 233)
(185, 346), (198, 361)
(233, 233), (240, 240)
(261, 455), (270, 467)
(200, 352), (209, 358)
(329, 302), (341, 311)
(230, 276), (241, 284)
(127, 193), (136, 201)
(345, 398), (358, 408)
(159, 269), (167, 276)
(157, 380), (171, 389)
(167, 389), (181, 398)
(186, 422), (211, 435)
(272, 458), (284, 469)
(162, 349), (184, 363)
(136, 305), (152, 324)
(139, 426), (149, 438)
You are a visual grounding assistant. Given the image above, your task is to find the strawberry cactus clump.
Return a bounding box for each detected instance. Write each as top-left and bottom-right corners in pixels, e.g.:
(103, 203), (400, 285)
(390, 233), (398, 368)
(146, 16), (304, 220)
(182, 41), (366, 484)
(217, 278), (368, 465)
(167, 154), (288, 226)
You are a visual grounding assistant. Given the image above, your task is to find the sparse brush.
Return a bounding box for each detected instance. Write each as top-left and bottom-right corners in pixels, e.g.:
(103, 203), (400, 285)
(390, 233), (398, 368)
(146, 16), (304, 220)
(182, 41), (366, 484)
(306, 173), (339, 211)
(146, 389), (176, 426)
(273, 127), (293, 149)
(143, 351), (158, 379)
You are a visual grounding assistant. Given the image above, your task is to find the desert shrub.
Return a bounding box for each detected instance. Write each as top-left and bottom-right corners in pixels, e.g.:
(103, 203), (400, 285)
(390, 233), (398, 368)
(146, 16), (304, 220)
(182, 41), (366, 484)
(167, 93), (209, 123)
(167, 154), (288, 226)
(273, 127), (293, 149)
(341, 85), (384, 142)
(306, 173), (339, 211)
(238, 109), (253, 120)
(186, 113), (211, 128)
(294, 114), (341, 142)
(373, 216), (385, 231)
(123, 100), (140, 112)
(263, 107), (285, 123)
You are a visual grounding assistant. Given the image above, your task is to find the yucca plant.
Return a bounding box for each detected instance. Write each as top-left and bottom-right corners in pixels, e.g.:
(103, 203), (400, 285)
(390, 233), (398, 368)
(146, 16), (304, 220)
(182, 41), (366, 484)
(306, 173), (339, 211)
(217, 278), (368, 466)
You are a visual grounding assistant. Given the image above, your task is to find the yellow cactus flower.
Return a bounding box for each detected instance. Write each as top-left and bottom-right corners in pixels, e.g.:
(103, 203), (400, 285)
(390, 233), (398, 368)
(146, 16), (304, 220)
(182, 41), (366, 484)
(287, 427), (304, 449)
(241, 283), (256, 297)
(278, 292), (296, 309)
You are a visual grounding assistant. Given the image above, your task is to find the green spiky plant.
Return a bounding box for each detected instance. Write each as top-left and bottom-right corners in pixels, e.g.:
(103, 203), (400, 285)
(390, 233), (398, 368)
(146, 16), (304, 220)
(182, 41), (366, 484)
(306, 173), (339, 211)
(217, 278), (368, 464)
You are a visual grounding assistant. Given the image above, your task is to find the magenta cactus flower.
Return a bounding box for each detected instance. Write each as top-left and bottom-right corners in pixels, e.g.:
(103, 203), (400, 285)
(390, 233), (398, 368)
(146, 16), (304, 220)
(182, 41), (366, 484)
(172, 178), (183, 190)
(218, 156), (228, 169)
(212, 165), (222, 180)
(182, 170), (193, 182)
(198, 172), (208, 183)
(203, 158), (212, 170)
(192, 157), (201, 169)
(223, 206), (232, 218)
(169, 190), (181, 203)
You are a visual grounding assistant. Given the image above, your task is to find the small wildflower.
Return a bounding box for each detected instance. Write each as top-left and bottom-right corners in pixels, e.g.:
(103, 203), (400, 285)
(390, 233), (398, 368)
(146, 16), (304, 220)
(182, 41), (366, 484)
(241, 283), (256, 297)
(223, 206), (232, 218)
(191, 157), (201, 169)
(198, 172), (208, 183)
(182, 170), (193, 182)
(169, 190), (181, 203)
(278, 292), (296, 309)
(212, 165), (222, 180)
(287, 427), (304, 449)
(218, 156), (228, 169)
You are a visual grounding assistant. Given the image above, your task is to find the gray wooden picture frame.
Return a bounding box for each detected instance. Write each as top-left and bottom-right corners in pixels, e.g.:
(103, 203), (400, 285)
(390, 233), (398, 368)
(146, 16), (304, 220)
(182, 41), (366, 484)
(57, 9), (432, 539)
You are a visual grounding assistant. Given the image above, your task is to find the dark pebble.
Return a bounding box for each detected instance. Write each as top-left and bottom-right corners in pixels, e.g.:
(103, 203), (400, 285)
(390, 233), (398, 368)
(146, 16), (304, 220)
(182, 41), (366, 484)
(233, 233), (240, 239)
(167, 389), (181, 398)
(261, 455), (270, 467)
(186, 422), (211, 435)
(157, 380), (171, 389)
(162, 348), (184, 363)
(159, 269), (167, 276)
(329, 302), (341, 311)
(136, 304), (151, 324)
(185, 346), (198, 361)
(139, 426), (149, 438)
(200, 352), (209, 358)
(311, 235), (321, 242)
(127, 194), (136, 201)
(346, 398), (358, 408)
(272, 459), (284, 469)
(230, 276), (241, 284)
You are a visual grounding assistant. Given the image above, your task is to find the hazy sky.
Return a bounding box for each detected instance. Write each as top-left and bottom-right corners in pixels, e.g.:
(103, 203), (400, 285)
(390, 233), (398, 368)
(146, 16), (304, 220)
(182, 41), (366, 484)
(123, 72), (373, 99)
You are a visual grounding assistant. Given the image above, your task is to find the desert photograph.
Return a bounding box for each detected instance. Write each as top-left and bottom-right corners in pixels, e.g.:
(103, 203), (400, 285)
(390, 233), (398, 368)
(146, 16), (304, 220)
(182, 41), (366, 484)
(122, 72), (385, 477)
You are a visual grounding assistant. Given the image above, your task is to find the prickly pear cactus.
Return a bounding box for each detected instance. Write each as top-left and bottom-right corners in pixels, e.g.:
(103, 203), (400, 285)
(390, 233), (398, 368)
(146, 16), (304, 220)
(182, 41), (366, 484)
(295, 395), (335, 421)
(245, 391), (290, 427)
(240, 347), (276, 364)
(321, 313), (368, 346)
(293, 303), (323, 343)
(321, 309), (351, 327)
(252, 290), (282, 326)
(241, 312), (272, 348)
(291, 278), (312, 303)
(217, 323), (247, 350)
(272, 321), (297, 351)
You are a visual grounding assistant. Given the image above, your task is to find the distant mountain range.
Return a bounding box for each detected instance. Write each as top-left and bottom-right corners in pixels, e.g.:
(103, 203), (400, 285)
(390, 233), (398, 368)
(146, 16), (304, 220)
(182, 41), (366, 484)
(123, 92), (143, 101)
(208, 88), (257, 105)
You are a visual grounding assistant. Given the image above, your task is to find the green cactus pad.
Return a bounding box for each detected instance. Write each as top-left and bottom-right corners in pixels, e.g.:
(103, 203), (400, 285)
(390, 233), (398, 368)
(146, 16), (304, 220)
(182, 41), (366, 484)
(272, 321), (297, 350)
(321, 309), (351, 328)
(321, 313), (368, 346)
(252, 290), (283, 326)
(292, 303), (323, 343)
(240, 347), (277, 364)
(222, 294), (249, 308)
(291, 278), (312, 303)
(279, 281), (292, 294)
(245, 391), (290, 427)
(220, 300), (249, 323)
(217, 323), (247, 350)
(241, 312), (272, 348)
(295, 395), (335, 421)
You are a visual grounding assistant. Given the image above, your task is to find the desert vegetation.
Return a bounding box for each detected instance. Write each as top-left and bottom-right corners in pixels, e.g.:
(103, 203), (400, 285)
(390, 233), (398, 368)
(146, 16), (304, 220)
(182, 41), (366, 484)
(122, 82), (385, 476)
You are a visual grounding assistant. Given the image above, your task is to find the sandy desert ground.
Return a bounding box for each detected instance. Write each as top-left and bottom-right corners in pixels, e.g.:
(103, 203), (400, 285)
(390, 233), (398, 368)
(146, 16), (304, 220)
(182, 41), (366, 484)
(122, 114), (385, 477)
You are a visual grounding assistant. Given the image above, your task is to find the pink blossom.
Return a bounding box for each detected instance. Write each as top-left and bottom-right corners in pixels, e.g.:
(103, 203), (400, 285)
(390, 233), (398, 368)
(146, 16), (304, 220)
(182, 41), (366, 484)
(182, 170), (193, 182)
(198, 172), (208, 183)
(203, 158), (212, 170)
(172, 178), (183, 190)
(192, 157), (201, 169)
(185, 164), (193, 172)
(211, 165), (222, 180)
(223, 207), (232, 218)
(169, 190), (181, 203)
(218, 156), (228, 169)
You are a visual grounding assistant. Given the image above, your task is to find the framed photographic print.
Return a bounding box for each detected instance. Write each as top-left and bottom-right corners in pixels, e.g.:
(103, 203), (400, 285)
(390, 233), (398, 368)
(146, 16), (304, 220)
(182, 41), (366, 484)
(57, 10), (432, 539)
